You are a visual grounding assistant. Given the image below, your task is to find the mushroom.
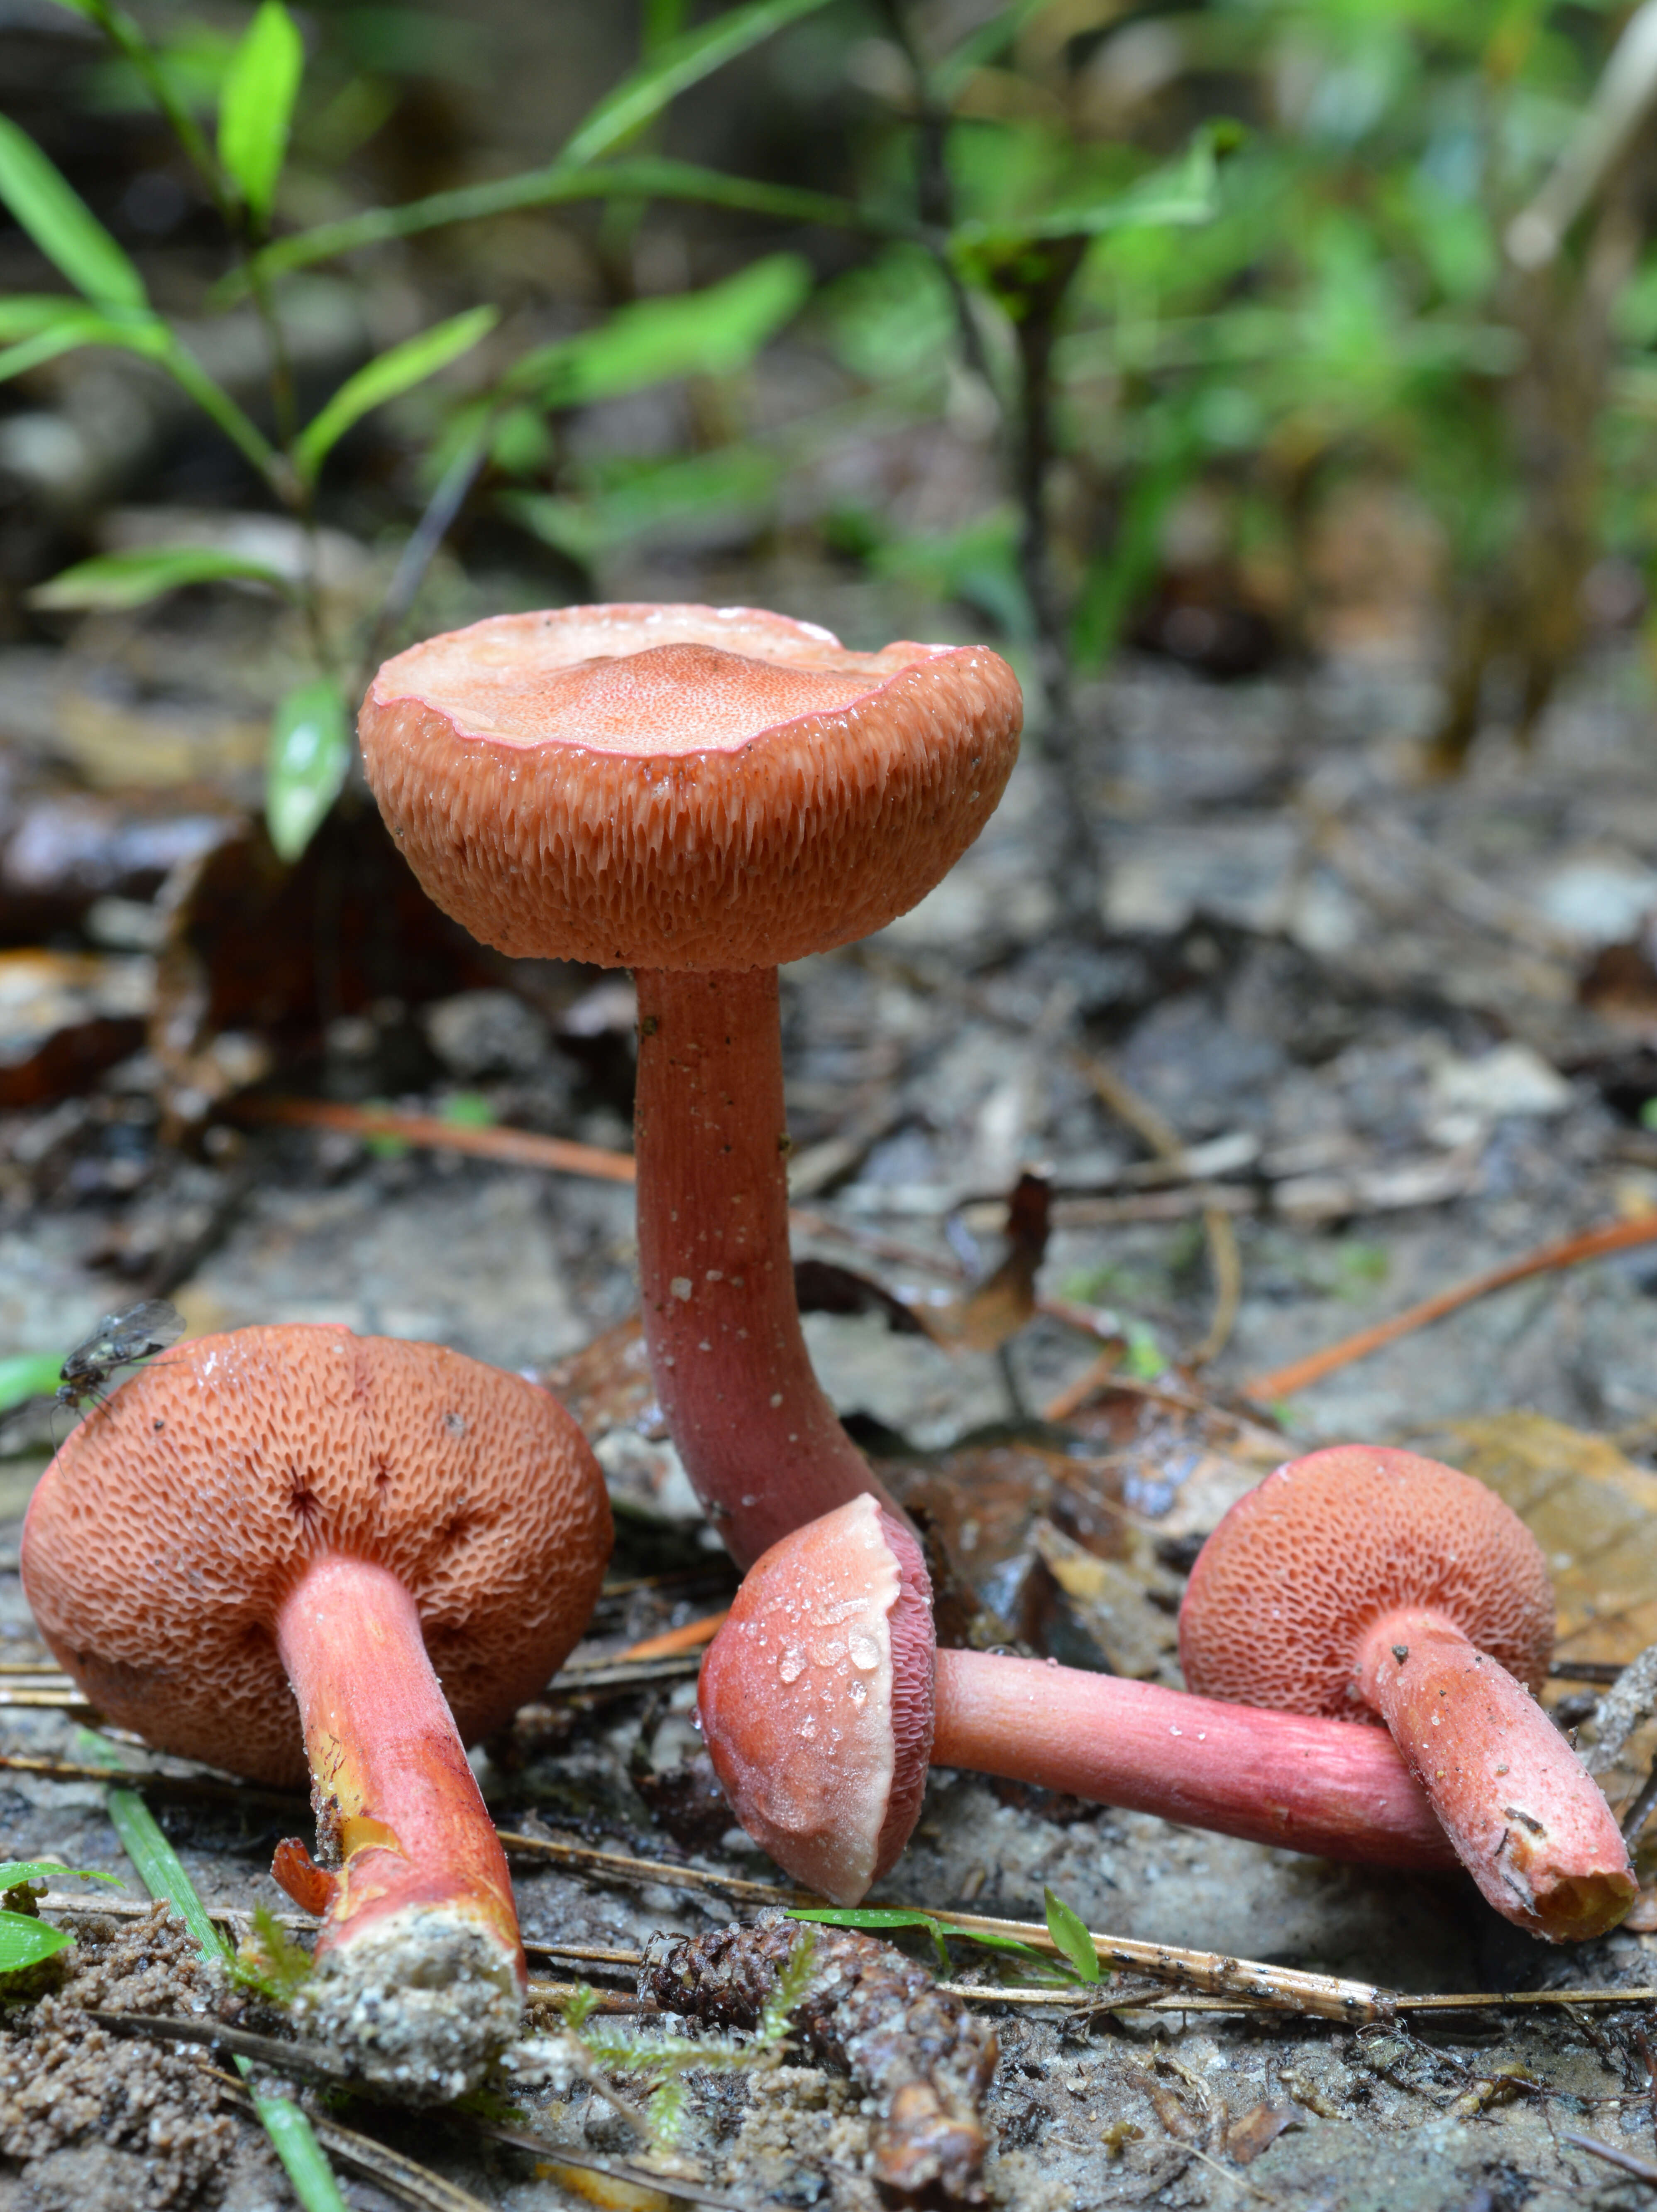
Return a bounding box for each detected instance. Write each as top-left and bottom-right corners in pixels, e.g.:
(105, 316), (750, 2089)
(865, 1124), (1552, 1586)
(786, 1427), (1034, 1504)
(21, 1323), (611, 2095)
(696, 1494), (1455, 1906)
(357, 604), (1022, 1569)
(1178, 1445), (1635, 1942)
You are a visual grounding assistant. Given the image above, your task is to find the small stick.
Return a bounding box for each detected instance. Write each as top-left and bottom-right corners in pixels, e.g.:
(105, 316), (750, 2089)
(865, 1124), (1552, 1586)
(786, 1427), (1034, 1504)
(229, 1096), (637, 1182)
(610, 1610), (730, 1662)
(1621, 1754), (1657, 1843)
(1079, 1054), (1243, 1366)
(1560, 2129), (1657, 2184)
(1244, 1214), (1657, 1402)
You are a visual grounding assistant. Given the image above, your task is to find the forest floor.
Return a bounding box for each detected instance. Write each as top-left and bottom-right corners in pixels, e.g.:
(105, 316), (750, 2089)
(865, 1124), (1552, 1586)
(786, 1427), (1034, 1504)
(4, 561), (1657, 2208)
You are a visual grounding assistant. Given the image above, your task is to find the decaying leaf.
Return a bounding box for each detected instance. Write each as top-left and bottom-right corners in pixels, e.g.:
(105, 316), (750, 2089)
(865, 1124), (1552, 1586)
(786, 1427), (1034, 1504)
(1411, 1412), (1657, 1668)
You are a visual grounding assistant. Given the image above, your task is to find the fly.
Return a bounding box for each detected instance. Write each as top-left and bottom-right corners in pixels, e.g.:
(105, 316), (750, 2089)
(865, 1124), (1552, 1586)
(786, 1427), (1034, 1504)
(56, 1299), (185, 1413)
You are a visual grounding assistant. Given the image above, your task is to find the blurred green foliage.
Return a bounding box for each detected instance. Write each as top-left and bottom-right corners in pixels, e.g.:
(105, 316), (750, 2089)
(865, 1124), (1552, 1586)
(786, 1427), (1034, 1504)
(2, 0), (1654, 860)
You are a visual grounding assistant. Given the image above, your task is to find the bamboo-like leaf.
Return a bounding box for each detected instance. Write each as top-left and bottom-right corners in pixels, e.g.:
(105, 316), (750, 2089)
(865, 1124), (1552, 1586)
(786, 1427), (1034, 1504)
(507, 254), (810, 409)
(237, 157), (869, 290)
(292, 306), (497, 484)
(265, 678), (349, 860)
(0, 1860), (122, 1890)
(951, 126), (1232, 252)
(0, 294), (110, 340)
(32, 546), (292, 610)
(0, 1915), (72, 1973)
(218, 0), (304, 227)
(0, 307), (166, 384)
(562, 0), (832, 166)
(0, 116), (147, 308)
(1043, 1886), (1104, 1984)
(0, 1351), (65, 1411)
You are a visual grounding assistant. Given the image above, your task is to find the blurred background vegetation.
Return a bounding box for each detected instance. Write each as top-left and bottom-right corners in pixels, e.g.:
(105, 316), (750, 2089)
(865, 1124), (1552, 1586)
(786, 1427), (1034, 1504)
(2, 0), (1656, 889)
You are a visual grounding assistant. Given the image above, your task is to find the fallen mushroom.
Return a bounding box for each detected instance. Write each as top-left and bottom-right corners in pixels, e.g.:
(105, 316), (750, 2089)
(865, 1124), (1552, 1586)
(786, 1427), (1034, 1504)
(357, 604), (1022, 1569)
(21, 1323), (611, 2095)
(696, 1494), (1454, 1906)
(1178, 1444), (1635, 1942)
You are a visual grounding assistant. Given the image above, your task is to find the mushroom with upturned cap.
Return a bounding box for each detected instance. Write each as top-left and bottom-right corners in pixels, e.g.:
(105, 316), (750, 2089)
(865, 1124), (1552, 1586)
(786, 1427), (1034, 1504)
(358, 604), (1022, 1569)
(697, 1495), (1456, 1906)
(1178, 1445), (1635, 1942)
(21, 1324), (611, 2095)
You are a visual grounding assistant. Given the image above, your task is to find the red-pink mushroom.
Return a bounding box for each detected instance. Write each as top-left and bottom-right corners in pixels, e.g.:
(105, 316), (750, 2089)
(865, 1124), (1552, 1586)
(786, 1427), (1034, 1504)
(697, 1494), (1454, 1906)
(21, 1324), (611, 2094)
(357, 604), (1022, 1569)
(1178, 1445), (1635, 1943)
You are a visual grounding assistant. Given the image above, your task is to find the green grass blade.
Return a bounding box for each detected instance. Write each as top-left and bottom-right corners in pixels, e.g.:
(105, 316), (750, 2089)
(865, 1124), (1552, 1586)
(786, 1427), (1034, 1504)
(218, 0), (303, 227)
(292, 306), (496, 484)
(0, 115), (147, 309)
(103, 1787), (231, 1964)
(0, 1351), (64, 1412)
(32, 546), (294, 610)
(88, 1753), (349, 2212)
(561, 0), (831, 166)
(237, 157), (869, 290)
(1043, 1886), (1103, 1984)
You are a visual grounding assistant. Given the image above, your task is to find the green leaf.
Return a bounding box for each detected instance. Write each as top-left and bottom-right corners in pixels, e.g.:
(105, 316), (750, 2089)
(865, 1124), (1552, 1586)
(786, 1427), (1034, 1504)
(787, 1906), (953, 1975)
(237, 156), (867, 291)
(266, 678), (349, 861)
(0, 1351), (64, 1412)
(0, 116), (147, 309)
(0, 1914), (72, 1974)
(0, 307), (166, 384)
(0, 1861), (121, 1890)
(32, 546), (292, 611)
(1043, 1887), (1103, 1984)
(562, 0), (832, 166)
(218, 0), (303, 227)
(440, 1092), (496, 1128)
(0, 294), (109, 341)
(292, 306), (497, 484)
(950, 126), (1232, 252)
(507, 254), (810, 409)
(503, 442), (779, 563)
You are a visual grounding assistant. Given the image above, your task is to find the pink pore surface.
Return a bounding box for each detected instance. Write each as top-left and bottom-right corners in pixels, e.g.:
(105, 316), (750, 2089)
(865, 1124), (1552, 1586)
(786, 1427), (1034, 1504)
(1178, 1444), (1555, 1720)
(21, 1324), (611, 1785)
(872, 1507), (936, 1883)
(698, 1493), (931, 1904)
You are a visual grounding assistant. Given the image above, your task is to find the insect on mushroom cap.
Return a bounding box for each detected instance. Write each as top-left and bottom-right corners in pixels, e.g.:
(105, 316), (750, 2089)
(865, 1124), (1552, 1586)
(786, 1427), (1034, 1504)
(358, 603), (1022, 971)
(1178, 1444), (1554, 1718)
(21, 1323), (611, 1786)
(698, 1493), (936, 1906)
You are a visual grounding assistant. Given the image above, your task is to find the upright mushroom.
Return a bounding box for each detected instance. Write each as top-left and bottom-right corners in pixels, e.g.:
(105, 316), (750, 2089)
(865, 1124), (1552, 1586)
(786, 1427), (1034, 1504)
(22, 1324), (611, 2094)
(358, 604), (1022, 1568)
(697, 1495), (1455, 1906)
(1179, 1445), (1635, 1942)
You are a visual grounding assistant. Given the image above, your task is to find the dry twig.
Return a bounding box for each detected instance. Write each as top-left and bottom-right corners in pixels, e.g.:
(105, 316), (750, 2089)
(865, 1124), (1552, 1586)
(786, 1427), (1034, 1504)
(1243, 1214), (1657, 1402)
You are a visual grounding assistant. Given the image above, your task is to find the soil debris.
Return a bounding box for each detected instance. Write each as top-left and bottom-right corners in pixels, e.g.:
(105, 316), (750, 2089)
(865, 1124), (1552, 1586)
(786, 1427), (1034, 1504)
(0, 1904), (265, 2207)
(640, 1910), (998, 2198)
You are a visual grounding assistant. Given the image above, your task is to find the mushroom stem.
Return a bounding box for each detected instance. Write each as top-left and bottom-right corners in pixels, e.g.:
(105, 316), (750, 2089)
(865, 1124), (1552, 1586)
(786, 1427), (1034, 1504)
(1356, 1610), (1637, 1942)
(931, 1648), (1457, 1870)
(274, 1553), (525, 2086)
(635, 966), (899, 1568)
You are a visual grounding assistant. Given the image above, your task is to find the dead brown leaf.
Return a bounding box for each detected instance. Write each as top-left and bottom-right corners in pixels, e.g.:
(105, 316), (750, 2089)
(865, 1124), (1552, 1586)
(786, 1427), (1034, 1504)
(1224, 2103), (1302, 2165)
